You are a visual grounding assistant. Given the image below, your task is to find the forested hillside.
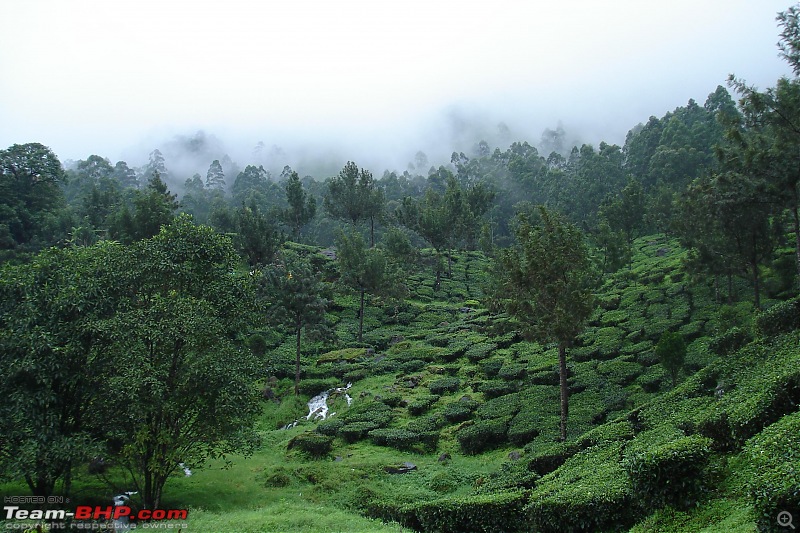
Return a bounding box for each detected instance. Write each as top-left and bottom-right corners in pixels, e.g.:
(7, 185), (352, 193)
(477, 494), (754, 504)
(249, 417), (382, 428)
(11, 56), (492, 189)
(2, 5), (800, 533)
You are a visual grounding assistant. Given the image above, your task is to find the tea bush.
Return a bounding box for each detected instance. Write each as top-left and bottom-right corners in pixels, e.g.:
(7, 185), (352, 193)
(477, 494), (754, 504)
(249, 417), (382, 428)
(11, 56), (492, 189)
(622, 426), (713, 509)
(287, 432), (333, 458)
(743, 411), (800, 532)
(456, 417), (510, 454)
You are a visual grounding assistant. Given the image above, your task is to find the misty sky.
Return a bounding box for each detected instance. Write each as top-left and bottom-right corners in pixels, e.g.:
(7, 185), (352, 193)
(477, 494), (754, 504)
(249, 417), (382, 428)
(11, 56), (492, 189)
(0, 0), (795, 174)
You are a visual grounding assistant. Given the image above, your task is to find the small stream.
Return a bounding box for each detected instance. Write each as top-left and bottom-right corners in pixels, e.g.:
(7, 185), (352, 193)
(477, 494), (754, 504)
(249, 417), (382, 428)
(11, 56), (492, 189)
(282, 383), (353, 429)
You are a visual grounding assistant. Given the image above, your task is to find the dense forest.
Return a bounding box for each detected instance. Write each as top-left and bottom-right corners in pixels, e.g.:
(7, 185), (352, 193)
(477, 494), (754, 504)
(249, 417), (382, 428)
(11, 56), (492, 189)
(2, 5), (800, 533)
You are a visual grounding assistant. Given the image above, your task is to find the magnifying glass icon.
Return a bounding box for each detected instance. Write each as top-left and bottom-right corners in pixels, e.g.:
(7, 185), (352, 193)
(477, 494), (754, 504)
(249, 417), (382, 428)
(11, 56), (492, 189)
(778, 511), (795, 530)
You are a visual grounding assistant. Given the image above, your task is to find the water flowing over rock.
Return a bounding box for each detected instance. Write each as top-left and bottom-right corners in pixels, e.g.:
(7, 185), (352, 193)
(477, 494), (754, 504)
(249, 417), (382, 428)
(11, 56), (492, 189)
(307, 383), (353, 421)
(280, 383), (353, 429)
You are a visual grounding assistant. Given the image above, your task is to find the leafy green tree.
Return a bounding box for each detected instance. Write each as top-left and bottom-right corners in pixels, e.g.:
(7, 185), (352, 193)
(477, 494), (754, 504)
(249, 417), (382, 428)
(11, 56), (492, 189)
(125, 172), (179, 241)
(75, 155), (113, 183)
(599, 176), (644, 247)
(336, 230), (404, 342)
(205, 159), (226, 191)
(323, 161), (383, 245)
(259, 250), (330, 395)
(725, 44), (800, 288)
(675, 173), (774, 307)
(181, 173), (211, 223)
(598, 176), (645, 269)
(280, 169), (316, 241)
(0, 143), (66, 249)
(396, 187), (451, 287)
(99, 216), (261, 509)
(655, 332), (687, 387)
(324, 161), (367, 226)
(673, 177), (737, 302)
(235, 201), (283, 267)
(0, 242), (121, 496)
(112, 160), (139, 189)
(382, 226), (418, 266)
(778, 4), (800, 74)
(491, 206), (596, 441)
(231, 164), (282, 212)
(143, 148), (169, 182)
(1, 216), (261, 506)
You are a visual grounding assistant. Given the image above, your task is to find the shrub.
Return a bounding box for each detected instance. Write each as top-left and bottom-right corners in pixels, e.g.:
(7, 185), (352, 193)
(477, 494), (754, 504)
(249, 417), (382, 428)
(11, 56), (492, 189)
(590, 326), (626, 358)
(406, 415), (444, 433)
(526, 442), (635, 532)
(402, 491), (529, 533)
(596, 358), (643, 386)
(317, 347), (367, 363)
(507, 409), (541, 446)
(478, 357), (505, 378)
(525, 441), (580, 476)
(262, 466), (292, 487)
(456, 417), (510, 454)
(398, 359), (427, 373)
(466, 342), (498, 362)
(622, 427), (713, 510)
(755, 296), (800, 337)
(498, 362), (526, 380)
(476, 393), (521, 420)
(340, 421), (380, 442)
(442, 403), (473, 423)
(743, 412), (800, 532)
(428, 377), (461, 395)
(379, 393), (403, 407)
(637, 365), (667, 393)
(315, 418), (344, 436)
(337, 401), (394, 441)
(342, 367), (369, 382)
(478, 380), (516, 399)
(708, 326), (751, 356)
(655, 331), (686, 387)
(287, 432), (333, 458)
(297, 377), (341, 397)
(407, 394), (439, 415)
(368, 428), (424, 450)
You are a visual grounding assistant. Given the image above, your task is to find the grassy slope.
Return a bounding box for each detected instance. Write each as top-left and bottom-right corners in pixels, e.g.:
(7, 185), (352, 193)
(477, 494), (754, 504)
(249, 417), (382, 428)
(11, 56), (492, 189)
(1, 237), (797, 532)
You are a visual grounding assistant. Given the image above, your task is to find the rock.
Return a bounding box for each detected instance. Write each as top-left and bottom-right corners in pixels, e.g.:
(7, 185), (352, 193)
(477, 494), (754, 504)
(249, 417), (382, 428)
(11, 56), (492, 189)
(458, 395), (473, 403)
(459, 307), (473, 313)
(508, 451), (522, 461)
(389, 335), (405, 345)
(437, 321), (450, 327)
(384, 462), (417, 474)
(438, 453), (451, 463)
(334, 456), (343, 462)
(656, 247), (670, 257)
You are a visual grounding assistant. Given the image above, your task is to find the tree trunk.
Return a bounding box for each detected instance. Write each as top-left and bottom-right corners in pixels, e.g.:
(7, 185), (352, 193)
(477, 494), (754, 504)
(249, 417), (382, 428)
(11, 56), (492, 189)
(447, 248), (452, 278)
(792, 188), (800, 289)
(727, 271), (733, 305)
(358, 287), (365, 342)
(294, 324), (302, 396)
(370, 216), (375, 248)
(558, 341), (569, 442)
(752, 258), (761, 310)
